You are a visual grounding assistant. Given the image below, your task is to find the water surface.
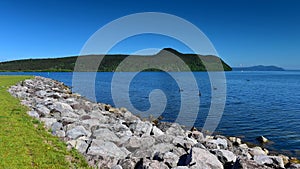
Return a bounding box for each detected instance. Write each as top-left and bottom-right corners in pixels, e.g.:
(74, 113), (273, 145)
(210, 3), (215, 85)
(1, 71), (299, 158)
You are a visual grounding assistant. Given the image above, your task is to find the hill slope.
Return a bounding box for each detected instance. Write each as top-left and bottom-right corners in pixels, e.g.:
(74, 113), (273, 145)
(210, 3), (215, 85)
(0, 48), (232, 72)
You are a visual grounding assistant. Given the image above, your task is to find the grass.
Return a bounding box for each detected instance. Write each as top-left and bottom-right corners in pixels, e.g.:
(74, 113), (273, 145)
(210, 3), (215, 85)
(0, 76), (90, 169)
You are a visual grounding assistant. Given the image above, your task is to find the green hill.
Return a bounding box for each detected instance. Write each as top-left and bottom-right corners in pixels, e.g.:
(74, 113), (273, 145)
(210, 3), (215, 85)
(0, 48), (231, 72)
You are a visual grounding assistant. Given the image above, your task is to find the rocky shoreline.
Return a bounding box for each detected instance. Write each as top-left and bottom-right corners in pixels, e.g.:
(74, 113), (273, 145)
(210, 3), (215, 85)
(8, 76), (300, 169)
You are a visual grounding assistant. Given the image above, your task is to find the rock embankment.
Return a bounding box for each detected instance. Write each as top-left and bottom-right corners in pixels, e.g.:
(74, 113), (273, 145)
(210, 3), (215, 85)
(8, 76), (300, 169)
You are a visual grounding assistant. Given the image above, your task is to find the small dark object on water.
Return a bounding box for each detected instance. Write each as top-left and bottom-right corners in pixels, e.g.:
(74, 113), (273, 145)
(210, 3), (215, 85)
(198, 91), (201, 96)
(177, 148), (193, 166)
(179, 88), (184, 92)
(213, 87), (217, 90)
(246, 79), (250, 81)
(256, 136), (269, 143)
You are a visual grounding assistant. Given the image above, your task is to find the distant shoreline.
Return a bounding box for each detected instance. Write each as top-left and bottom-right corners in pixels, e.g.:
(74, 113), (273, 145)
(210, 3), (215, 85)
(232, 65), (285, 71)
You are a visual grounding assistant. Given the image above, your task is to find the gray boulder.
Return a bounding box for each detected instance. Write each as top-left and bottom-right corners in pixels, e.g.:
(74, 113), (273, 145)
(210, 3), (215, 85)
(206, 138), (228, 149)
(172, 167), (189, 169)
(190, 130), (204, 142)
(66, 126), (91, 139)
(93, 128), (120, 143)
(165, 123), (185, 136)
(129, 121), (152, 136)
(80, 119), (101, 131)
(35, 90), (47, 98)
(125, 135), (155, 152)
(211, 149), (237, 164)
(163, 152), (179, 168)
(190, 147), (224, 169)
(155, 134), (175, 144)
(36, 104), (50, 116)
(51, 122), (63, 134)
(288, 163), (300, 169)
(232, 158), (273, 169)
(75, 139), (89, 154)
(119, 159), (136, 169)
(87, 139), (129, 158)
(130, 149), (153, 159)
(172, 136), (197, 150)
(152, 143), (176, 155)
(46, 92), (62, 99)
(40, 118), (57, 129)
(27, 110), (39, 118)
(111, 165), (123, 169)
(143, 159), (169, 169)
(52, 101), (73, 113)
(232, 146), (252, 160)
(229, 136), (242, 145)
(249, 147), (268, 156)
(151, 126), (164, 136)
(254, 155), (284, 169)
(61, 111), (79, 119)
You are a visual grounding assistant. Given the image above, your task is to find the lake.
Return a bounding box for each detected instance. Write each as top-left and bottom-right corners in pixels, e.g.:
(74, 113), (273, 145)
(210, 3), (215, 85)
(1, 71), (299, 158)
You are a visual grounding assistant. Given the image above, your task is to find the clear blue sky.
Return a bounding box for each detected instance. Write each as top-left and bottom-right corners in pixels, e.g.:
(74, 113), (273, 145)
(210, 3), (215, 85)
(0, 0), (300, 69)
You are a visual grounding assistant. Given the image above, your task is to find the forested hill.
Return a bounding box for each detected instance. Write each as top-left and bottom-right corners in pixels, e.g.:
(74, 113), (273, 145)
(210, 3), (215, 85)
(0, 48), (232, 72)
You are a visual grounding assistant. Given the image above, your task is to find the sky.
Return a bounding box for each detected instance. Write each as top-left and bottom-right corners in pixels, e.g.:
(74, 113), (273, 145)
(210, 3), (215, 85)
(0, 0), (300, 69)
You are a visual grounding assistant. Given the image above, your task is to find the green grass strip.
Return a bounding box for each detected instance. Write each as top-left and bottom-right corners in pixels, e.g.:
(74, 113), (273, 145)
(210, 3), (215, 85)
(0, 76), (90, 169)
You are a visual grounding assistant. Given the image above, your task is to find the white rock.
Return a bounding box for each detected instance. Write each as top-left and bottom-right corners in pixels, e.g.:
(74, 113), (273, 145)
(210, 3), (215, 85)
(151, 126), (164, 136)
(211, 149), (237, 164)
(249, 147), (268, 156)
(191, 147), (224, 169)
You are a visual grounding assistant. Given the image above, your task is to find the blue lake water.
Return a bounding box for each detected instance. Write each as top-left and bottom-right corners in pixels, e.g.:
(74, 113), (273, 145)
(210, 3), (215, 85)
(1, 71), (300, 158)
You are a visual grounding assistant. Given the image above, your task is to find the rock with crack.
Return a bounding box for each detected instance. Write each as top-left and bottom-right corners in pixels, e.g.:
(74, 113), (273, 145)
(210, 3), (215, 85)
(35, 104), (50, 116)
(206, 138), (228, 150)
(129, 120), (152, 136)
(51, 101), (74, 113)
(87, 139), (130, 159)
(66, 126), (91, 139)
(190, 147), (224, 169)
(253, 155), (285, 169)
(163, 152), (179, 168)
(125, 135), (155, 152)
(165, 123), (186, 136)
(151, 126), (164, 136)
(232, 158), (273, 169)
(92, 128), (120, 144)
(211, 149), (237, 165)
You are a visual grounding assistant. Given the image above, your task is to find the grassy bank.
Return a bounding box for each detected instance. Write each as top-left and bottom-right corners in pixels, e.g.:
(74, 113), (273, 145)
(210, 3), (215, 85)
(0, 76), (89, 168)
